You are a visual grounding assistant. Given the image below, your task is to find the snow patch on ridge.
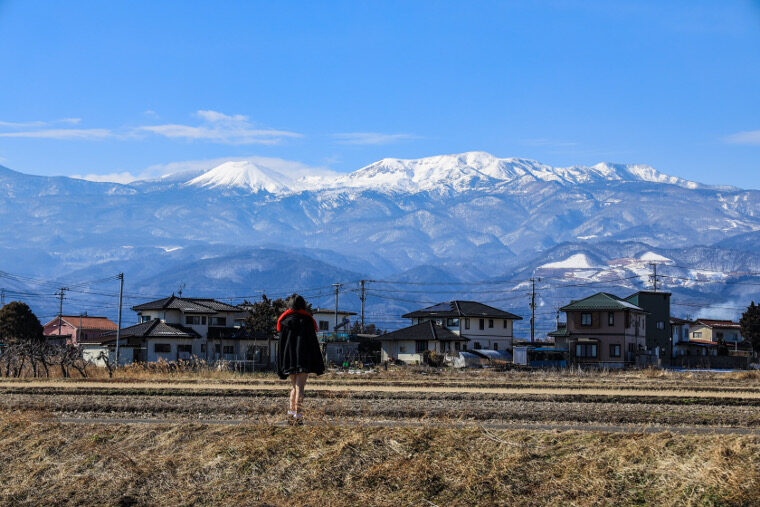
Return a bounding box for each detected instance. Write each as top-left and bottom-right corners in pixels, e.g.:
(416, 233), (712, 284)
(540, 253), (601, 269)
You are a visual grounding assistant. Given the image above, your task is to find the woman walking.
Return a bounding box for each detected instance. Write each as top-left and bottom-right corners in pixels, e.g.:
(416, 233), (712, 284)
(276, 294), (325, 425)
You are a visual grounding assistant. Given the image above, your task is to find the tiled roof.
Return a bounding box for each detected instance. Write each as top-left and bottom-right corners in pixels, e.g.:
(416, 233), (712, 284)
(377, 321), (469, 342)
(670, 316), (693, 325)
(548, 323), (569, 337)
(312, 308), (358, 316)
(101, 319), (200, 341)
(132, 296), (241, 313)
(694, 319), (741, 329)
(44, 316), (117, 331)
(560, 292), (644, 312)
(402, 301), (522, 320)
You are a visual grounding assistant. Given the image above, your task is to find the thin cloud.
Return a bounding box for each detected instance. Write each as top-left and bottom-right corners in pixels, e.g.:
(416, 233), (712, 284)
(0, 128), (113, 140)
(137, 110), (301, 145)
(333, 132), (420, 145)
(0, 117), (82, 129)
(725, 130), (760, 145)
(72, 171), (138, 184)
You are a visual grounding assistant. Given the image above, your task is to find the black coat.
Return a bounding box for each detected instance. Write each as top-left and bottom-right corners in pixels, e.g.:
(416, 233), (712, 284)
(277, 313), (325, 379)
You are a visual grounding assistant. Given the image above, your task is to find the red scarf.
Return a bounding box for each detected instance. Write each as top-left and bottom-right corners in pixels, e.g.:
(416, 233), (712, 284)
(276, 309), (319, 332)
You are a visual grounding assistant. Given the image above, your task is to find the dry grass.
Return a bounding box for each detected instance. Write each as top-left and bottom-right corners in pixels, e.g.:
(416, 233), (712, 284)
(0, 413), (758, 506)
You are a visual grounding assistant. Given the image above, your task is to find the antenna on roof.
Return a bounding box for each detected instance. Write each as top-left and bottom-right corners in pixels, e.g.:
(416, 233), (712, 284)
(178, 282), (186, 298)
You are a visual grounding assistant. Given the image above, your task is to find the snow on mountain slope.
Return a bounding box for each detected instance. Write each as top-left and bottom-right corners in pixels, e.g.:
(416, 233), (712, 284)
(328, 152), (703, 194)
(540, 253), (602, 269)
(186, 161), (293, 193)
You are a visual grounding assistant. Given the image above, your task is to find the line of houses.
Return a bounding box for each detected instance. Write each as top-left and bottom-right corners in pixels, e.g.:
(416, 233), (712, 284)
(41, 289), (756, 370)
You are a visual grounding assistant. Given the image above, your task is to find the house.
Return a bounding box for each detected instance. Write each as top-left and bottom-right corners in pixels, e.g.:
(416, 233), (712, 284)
(671, 317), (751, 368)
(625, 291), (672, 366)
(312, 308), (357, 336)
(377, 321), (469, 364)
(550, 292), (648, 368)
(102, 319), (200, 363)
(402, 300), (522, 351)
(43, 315), (117, 346)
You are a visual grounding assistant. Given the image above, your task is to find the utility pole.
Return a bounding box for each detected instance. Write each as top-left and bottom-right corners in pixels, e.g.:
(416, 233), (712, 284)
(530, 277), (540, 343)
(116, 273), (124, 365)
(79, 311), (87, 345)
(56, 287), (68, 336)
(0, 288), (5, 306)
(359, 280), (366, 333)
(649, 263), (658, 292)
(332, 283), (342, 334)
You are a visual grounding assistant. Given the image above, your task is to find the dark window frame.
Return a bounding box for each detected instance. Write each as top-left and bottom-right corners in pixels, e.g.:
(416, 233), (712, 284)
(154, 343), (171, 353)
(581, 313), (592, 327)
(479, 319), (485, 330)
(415, 340), (428, 353)
(609, 344), (621, 358)
(608, 312), (614, 326)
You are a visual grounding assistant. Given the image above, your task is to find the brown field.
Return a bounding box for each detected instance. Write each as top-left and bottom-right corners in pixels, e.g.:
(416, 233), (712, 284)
(3, 367), (760, 505)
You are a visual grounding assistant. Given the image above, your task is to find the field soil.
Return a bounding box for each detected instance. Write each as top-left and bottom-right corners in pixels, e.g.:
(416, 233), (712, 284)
(3, 369), (760, 505)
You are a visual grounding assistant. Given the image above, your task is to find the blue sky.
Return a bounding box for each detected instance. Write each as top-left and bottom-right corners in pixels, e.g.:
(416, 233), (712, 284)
(0, 0), (759, 186)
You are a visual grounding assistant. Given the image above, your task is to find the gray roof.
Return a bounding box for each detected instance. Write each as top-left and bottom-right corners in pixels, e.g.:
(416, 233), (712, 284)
(377, 321), (469, 342)
(101, 319), (200, 341)
(132, 296), (241, 313)
(402, 301), (522, 320)
(560, 292), (644, 312)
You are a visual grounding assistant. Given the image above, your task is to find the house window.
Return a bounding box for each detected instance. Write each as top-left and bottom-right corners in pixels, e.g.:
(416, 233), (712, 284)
(488, 319), (494, 328)
(415, 340), (428, 353)
(154, 343), (170, 353)
(479, 319), (485, 330)
(503, 320), (508, 329)
(608, 312), (614, 326)
(716, 331), (724, 340)
(140, 315), (151, 323)
(223, 345), (234, 354)
(575, 343), (597, 358)
(446, 318), (459, 328)
(693, 331), (702, 339)
(455, 342), (461, 351)
(200, 344), (206, 354)
(186, 316), (201, 325)
(177, 344), (192, 356)
(464, 318), (470, 330)
(399, 345), (407, 353)
(474, 342), (481, 350)
(657, 321), (665, 330)
(581, 313), (592, 326)
(319, 320), (329, 331)
(201, 316), (207, 325)
(210, 317), (226, 326)
(493, 342), (499, 351)
(628, 343), (636, 353)
(609, 344), (621, 358)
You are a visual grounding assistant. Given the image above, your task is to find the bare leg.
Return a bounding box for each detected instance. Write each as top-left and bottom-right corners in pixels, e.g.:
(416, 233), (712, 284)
(288, 374), (297, 413)
(294, 372), (308, 415)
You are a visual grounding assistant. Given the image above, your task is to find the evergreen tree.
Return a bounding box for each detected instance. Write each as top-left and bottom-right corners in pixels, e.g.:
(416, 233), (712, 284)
(740, 301), (760, 352)
(0, 301), (44, 345)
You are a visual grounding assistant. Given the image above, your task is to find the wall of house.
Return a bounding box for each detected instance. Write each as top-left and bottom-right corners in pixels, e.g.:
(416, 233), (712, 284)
(43, 320), (77, 344)
(564, 310), (647, 368)
(313, 311), (353, 333)
(146, 338), (197, 362)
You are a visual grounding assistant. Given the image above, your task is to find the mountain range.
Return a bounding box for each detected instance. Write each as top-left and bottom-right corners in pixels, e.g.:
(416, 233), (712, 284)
(1, 151), (759, 333)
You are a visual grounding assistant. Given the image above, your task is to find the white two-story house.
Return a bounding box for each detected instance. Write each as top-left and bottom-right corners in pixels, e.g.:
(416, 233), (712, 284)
(401, 300), (523, 351)
(110, 295), (251, 363)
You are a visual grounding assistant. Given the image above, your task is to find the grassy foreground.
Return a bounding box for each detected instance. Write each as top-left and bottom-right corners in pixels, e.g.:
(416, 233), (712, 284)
(1, 414), (758, 506)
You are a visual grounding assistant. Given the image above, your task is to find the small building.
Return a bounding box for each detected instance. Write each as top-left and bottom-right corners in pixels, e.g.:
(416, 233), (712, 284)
(43, 315), (117, 346)
(103, 319), (201, 363)
(377, 321), (469, 364)
(551, 292), (648, 368)
(402, 300), (522, 351)
(312, 308), (357, 337)
(324, 341), (360, 365)
(689, 319), (743, 344)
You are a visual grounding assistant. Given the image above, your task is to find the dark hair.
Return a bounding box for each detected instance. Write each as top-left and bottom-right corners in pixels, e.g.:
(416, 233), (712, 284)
(288, 293), (307, 311)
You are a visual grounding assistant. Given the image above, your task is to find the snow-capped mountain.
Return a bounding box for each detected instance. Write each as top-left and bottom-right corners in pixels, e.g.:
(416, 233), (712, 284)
(178, 151), (706, 195)
(2, 152), (760, 329)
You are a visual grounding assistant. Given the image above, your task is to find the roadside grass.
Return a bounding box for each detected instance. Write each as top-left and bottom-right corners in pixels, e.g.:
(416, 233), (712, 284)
(0, 413), (758, 506)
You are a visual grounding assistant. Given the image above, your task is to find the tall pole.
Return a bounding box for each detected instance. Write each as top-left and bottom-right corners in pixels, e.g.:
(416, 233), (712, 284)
(57, 287), (68, 337)
(649, 263), (658, 292)
(332, 283), (341, 334)
(530, 277), (540, 344)
(0, 288), (5, 307)
(116, 273), (124, 365)
(360, 280), (366, 333)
